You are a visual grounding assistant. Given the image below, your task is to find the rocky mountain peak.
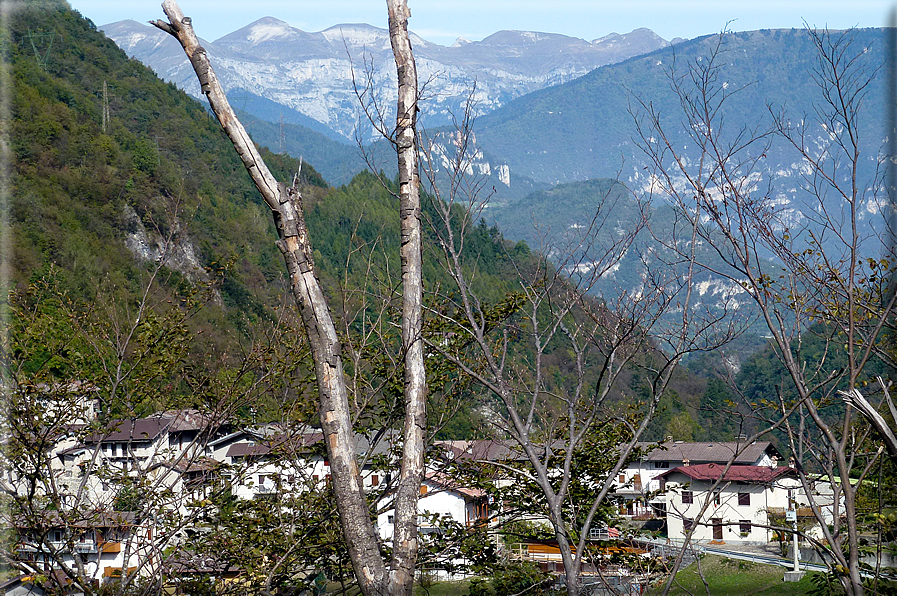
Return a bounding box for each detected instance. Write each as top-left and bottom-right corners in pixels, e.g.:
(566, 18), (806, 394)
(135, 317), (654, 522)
(102, 19), (669, 140)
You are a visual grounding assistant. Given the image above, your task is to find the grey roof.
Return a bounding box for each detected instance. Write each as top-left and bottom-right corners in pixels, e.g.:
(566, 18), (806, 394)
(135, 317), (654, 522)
(81, 410), (225, 445)
(436, 440), (526, 462)
(637, 441), (781, 465)
(155, 409), (219, 432)
(226, 443), (272, 458)
(220, 430), (401, 461)
(84, 418), (169, 443)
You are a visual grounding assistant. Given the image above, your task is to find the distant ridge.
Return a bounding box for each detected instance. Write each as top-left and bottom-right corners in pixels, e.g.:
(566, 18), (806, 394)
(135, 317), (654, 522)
(100, 18), (670, 140)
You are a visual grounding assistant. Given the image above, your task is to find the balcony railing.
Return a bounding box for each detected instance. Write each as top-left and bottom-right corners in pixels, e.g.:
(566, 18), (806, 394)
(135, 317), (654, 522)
(100, 542), (122, 554)
(74, 542), (98, 553)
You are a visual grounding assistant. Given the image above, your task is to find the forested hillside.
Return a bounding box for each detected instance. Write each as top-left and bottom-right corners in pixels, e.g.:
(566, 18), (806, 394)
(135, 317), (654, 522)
(8, 1), (754, 441)
(8, 1), (532, 421)
(476, 27), (887, 187)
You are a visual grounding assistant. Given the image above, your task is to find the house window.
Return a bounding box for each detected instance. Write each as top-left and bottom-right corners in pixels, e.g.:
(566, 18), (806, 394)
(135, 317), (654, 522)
(682, 490), (693, 504)
(618, 474), (626, 484)
(683, 518), (694, 532)
(420, 485), (428, 495)
(258, 475), (266, 485)
(387, 515), (395, 524)
(371, 475), (379, 487)
(738, 492), (750, 506)
(739, 520), (751, 534)
(654, 461), (669, 469)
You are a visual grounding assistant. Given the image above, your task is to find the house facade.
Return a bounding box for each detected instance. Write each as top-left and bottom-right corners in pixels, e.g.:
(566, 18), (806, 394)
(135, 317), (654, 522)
(14, 512), (151, 587)
(614, 441), (783, 519)
(658, 463), (800, 544)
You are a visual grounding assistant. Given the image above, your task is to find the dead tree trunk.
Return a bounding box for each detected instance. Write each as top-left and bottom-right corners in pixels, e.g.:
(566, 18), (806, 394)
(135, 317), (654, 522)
(152, 3), (389, 594)
(385, 1), (428, 595)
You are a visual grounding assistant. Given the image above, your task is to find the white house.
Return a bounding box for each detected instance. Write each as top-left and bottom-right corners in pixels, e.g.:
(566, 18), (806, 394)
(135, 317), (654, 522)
(208, 427), (389, 500)
(658, 463), (800, 544)
(8, 410), (229, 586)
(614, 441), (783, 518)
(377, 472), (489, 542)
(13, 511), (152, 587)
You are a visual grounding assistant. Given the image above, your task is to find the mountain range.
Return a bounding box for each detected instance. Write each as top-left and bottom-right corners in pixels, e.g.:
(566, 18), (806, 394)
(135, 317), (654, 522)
(100, 18), (673, 142)
(100, 15), (891, 311)
(475, 27), (888, 186)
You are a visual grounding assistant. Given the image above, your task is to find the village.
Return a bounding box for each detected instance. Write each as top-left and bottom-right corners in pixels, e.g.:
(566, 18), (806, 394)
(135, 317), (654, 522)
(1, 388), (847, 594)
(6, 0), (896, 593)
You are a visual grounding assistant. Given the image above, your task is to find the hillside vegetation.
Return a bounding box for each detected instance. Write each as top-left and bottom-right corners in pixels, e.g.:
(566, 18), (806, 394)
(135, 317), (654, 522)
(9, 1), (771, 443)
(477, 28), (887, 186)
(8, 1), (536, 418)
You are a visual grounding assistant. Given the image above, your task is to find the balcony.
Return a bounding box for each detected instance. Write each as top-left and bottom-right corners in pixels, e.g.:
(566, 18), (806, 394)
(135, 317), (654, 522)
(74, 542), (98, 553)
(100, 542), (122, 554)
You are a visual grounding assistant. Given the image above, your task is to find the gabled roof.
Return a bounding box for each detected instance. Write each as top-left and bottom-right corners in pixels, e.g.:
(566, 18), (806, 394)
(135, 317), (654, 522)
(148, 457), (219, 474)
(638, 441), (781, 465)
(226, 443), (272, 458)
(83, 418), (169, 443)
(658, 463), (796, 484)
(80, 410), (226, 445)
(154, 409), (220, 432)
(424, 471), (486, 499)
(436, 439), (525, 462)
(215, 428), (399, 460)
(224, 432), (325, 459)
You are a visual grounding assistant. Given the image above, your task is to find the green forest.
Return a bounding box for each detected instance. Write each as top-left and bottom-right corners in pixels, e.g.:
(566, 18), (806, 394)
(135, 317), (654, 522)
(5, 0), (770, 441)
(3, 3), (895, 596)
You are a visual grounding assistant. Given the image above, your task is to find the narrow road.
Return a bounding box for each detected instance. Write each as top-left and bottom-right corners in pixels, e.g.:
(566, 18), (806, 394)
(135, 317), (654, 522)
(700, 544), (829, 574)
(635, 537), (888, 579)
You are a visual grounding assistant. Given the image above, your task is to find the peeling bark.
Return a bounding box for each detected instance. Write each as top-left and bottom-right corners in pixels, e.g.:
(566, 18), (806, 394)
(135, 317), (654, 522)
(152, 3), (388, 594)
(385, 0), (427, 594)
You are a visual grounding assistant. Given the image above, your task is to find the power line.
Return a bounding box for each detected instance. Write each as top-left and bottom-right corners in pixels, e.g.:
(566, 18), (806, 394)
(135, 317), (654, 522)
(27, 30), (57, 71)
(279, 112), (286, 154)
(101, 81), (111, 133)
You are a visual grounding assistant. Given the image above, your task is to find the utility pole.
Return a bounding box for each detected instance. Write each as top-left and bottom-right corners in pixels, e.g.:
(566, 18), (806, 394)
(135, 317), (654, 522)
(101, 81), (111, 133)
(279, 112), (286, 154)
(784, 489), (805, 581)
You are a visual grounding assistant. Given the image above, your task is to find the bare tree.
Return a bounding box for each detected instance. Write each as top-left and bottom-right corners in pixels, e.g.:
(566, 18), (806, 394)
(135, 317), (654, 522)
(414, 95), (741, 595)
(632, 27), (896, 596)
(152, 2), (430, 594)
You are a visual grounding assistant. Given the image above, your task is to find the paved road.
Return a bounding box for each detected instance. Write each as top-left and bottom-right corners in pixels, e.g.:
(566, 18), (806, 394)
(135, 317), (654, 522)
(636, 537), (889, 579)
(700, 545), (829, 574)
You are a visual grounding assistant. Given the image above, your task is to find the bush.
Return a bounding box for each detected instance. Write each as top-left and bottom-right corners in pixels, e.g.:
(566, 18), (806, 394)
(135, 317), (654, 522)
(468, 561), (549, 596)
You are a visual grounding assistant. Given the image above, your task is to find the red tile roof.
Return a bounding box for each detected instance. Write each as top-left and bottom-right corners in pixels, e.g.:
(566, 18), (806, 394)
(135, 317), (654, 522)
(659, 463), (796, 484)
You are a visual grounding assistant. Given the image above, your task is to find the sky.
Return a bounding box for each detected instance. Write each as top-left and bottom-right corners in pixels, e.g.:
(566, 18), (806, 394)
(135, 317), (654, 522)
(69, 0), (897, 47)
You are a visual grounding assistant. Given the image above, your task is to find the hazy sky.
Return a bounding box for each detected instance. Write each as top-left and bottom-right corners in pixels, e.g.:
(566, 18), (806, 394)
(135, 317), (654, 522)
(71, 0), (895, 46)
